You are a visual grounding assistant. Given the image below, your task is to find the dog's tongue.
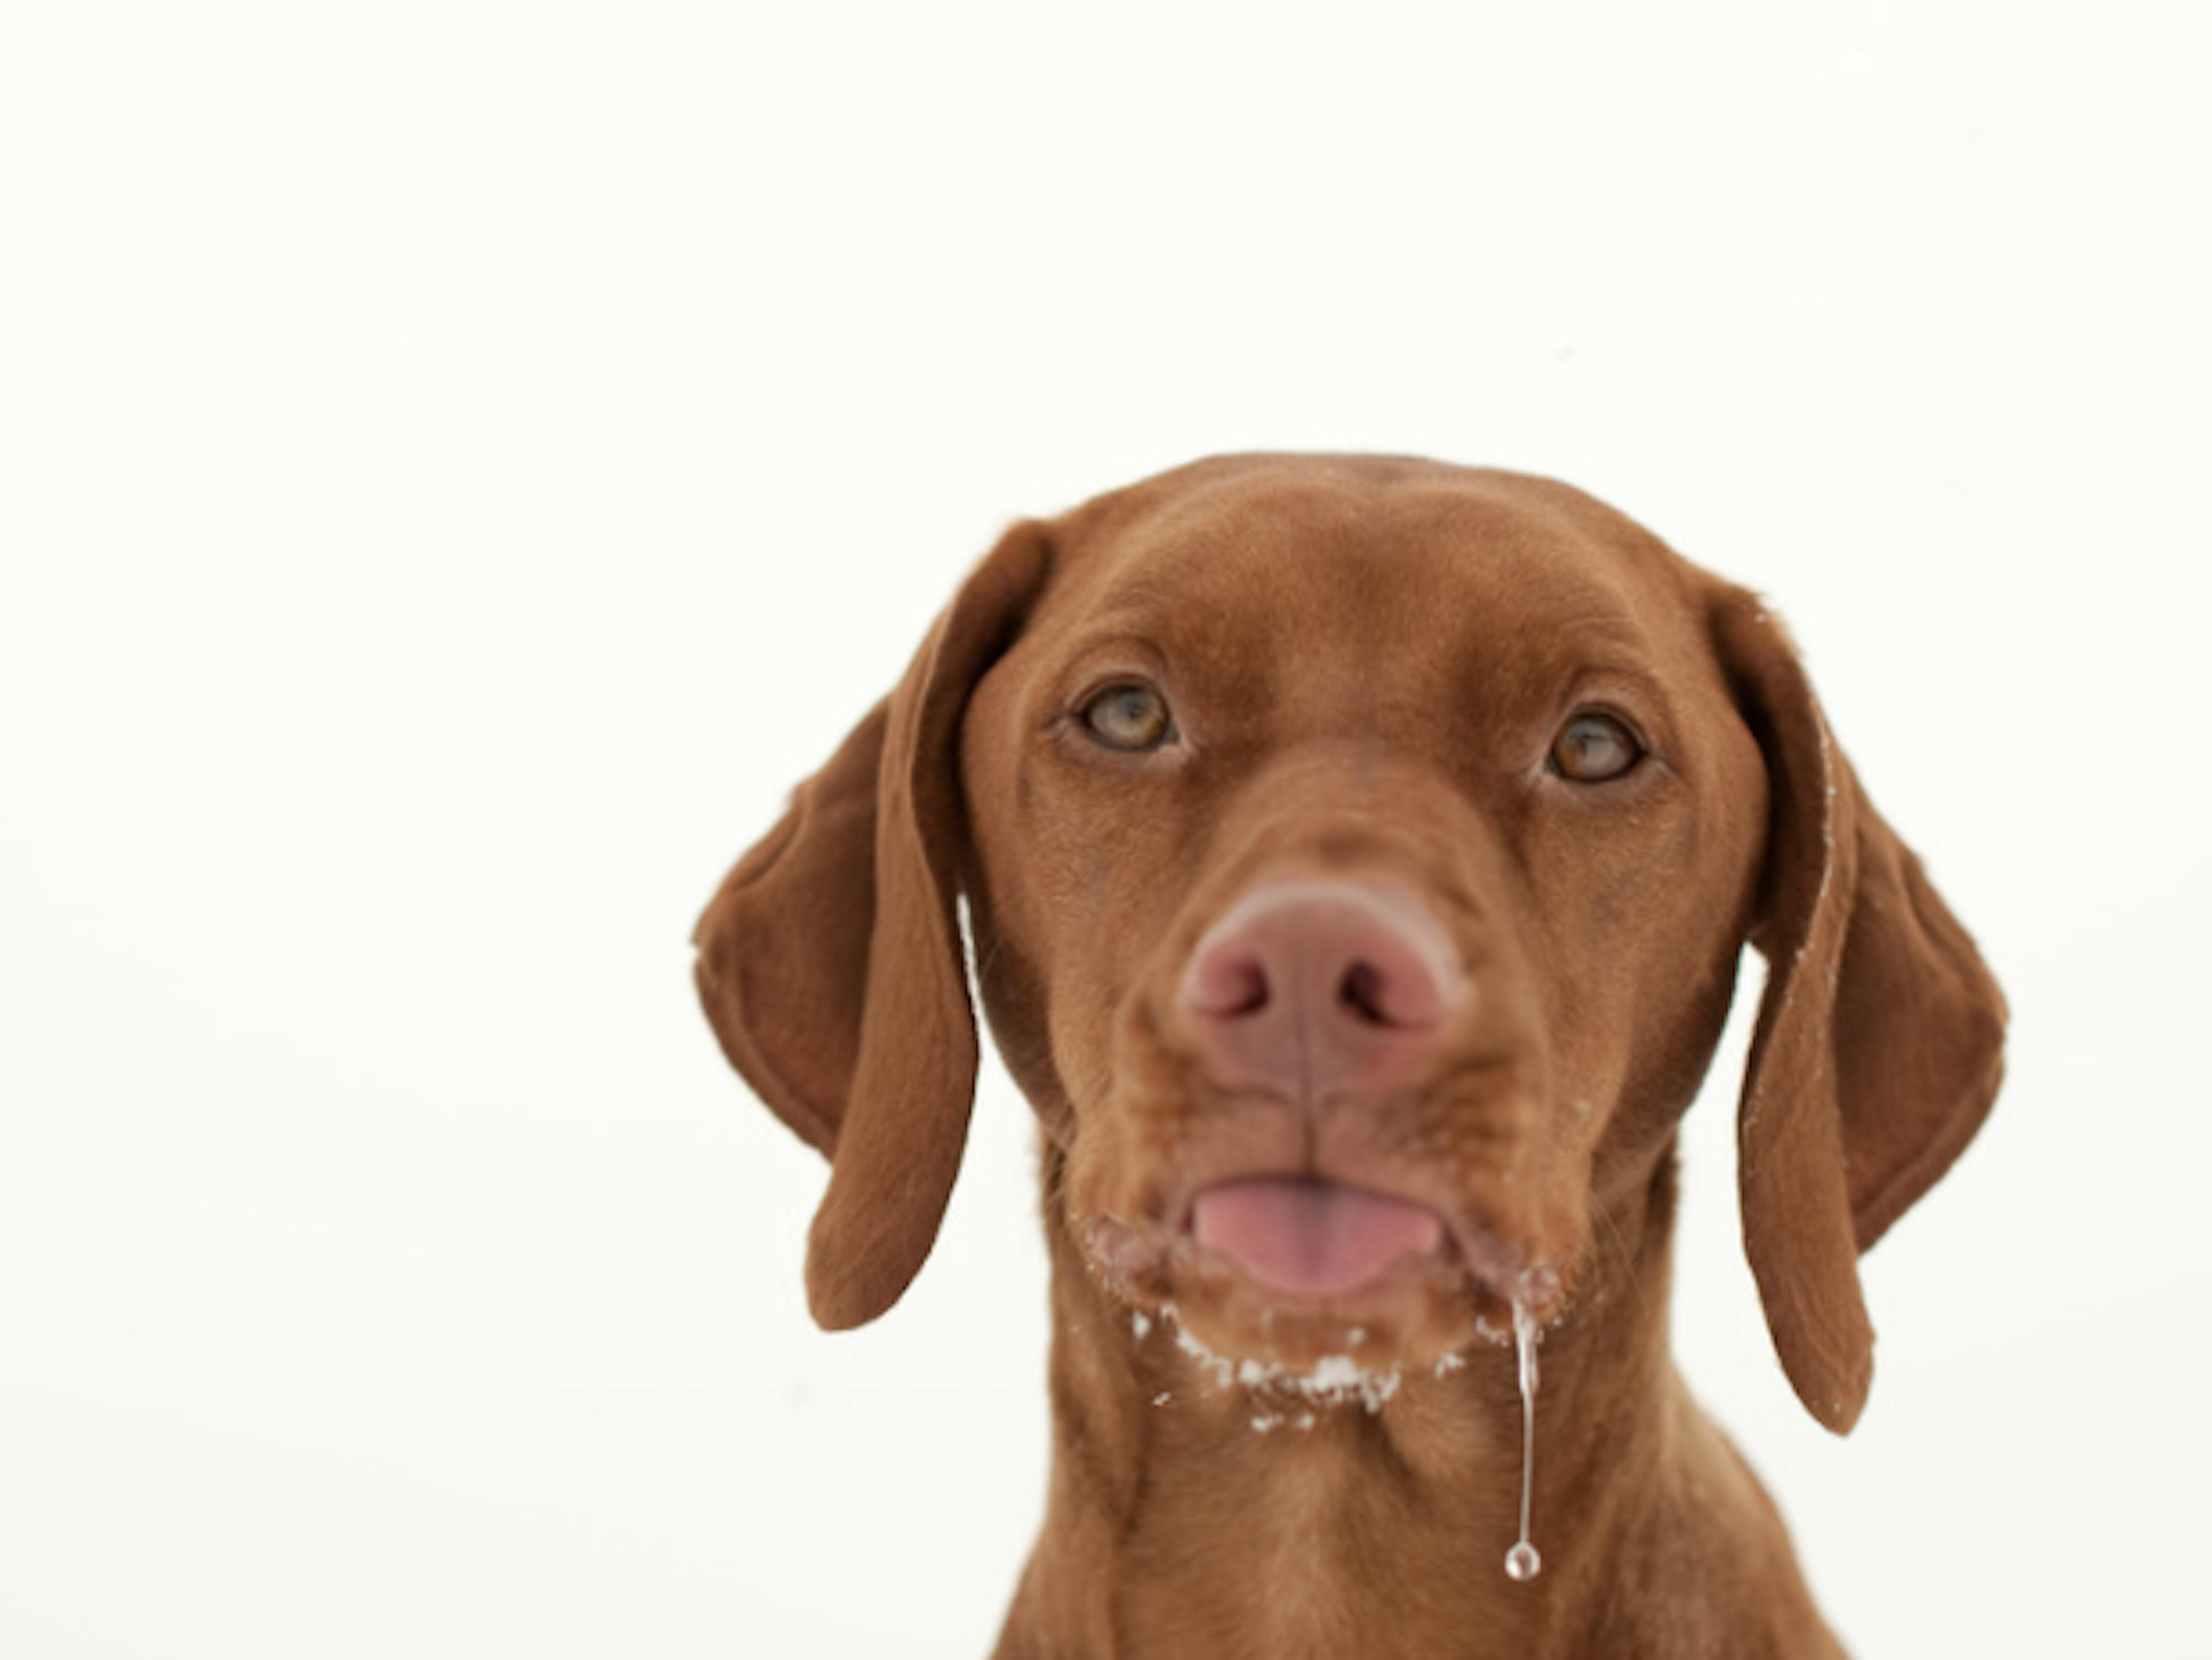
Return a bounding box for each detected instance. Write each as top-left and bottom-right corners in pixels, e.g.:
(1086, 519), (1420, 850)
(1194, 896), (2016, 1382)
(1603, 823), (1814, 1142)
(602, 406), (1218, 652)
(1191, 1178), (1445, 1296)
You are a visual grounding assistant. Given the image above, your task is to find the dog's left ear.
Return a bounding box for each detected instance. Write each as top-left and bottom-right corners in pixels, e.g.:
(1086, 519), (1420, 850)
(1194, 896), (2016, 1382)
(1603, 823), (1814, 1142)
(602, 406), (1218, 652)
(1710, 585), (2007, 1435)
(692, 521), (1051, 1331)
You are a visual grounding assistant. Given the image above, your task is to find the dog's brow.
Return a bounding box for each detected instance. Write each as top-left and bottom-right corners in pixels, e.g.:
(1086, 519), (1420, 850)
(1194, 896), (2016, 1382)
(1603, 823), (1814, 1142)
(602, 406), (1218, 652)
(1048, 621), (1173, 674)
(1567, 609), (1646, 641)
(1463, 611), (1660, 696)
(1069, 585), (1181, 634)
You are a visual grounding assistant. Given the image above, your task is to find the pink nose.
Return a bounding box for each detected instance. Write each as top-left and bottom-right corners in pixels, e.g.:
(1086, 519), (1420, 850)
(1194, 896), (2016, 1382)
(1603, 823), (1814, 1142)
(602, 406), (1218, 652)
(1177, 881), (1464, 1102)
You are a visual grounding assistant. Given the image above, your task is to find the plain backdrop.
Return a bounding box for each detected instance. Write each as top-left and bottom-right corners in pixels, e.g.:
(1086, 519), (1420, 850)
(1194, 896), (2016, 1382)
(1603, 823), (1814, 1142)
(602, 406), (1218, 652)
(3, 3), (2209, 1655)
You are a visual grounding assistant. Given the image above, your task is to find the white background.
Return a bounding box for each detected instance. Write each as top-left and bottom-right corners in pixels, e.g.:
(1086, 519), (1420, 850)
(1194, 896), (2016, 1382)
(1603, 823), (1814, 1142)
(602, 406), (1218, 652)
(3, 3), (2208, 1655)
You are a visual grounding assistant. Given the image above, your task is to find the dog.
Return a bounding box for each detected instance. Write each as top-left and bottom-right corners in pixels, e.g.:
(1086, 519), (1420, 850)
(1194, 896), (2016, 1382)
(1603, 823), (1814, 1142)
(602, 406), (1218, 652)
(694, 454), (2005, 1658)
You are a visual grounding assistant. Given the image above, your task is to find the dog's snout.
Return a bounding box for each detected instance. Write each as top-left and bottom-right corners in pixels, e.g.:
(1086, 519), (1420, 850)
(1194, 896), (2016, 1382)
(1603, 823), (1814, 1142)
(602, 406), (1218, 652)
(1177, 881), (1465, 1100)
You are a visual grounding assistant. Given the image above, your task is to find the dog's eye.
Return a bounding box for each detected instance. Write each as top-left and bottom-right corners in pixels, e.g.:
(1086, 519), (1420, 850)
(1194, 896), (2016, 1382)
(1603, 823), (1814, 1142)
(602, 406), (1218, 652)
(1080, 682), (1175, 752)
(1550, 712), (1642, 782)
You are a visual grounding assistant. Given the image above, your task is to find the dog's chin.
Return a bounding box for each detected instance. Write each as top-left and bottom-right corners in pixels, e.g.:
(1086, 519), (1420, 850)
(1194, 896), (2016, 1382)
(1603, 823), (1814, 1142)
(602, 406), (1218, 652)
(1161, 1233), (1483, 1375)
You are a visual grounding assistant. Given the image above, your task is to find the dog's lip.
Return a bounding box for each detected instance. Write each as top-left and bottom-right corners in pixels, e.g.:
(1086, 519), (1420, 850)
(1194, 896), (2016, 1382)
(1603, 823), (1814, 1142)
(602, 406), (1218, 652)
(1187, 1176), (1449, 1298)
(1143, 1171), (1540, 1307)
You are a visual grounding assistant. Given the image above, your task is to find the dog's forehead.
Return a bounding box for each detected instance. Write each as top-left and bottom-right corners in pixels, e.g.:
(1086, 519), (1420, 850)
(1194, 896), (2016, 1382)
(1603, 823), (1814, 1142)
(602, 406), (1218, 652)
(1036, 461), (1707, 681)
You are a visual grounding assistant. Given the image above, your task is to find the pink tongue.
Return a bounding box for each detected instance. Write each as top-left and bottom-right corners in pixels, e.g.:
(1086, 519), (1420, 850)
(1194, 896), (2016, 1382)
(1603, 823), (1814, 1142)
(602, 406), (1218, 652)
(1191, 1178), (1445, 1296)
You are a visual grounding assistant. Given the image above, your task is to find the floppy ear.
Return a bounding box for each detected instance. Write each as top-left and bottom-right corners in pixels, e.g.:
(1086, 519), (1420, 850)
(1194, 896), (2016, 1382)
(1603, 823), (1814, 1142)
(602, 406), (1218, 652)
(692, 522), (1051, 1330)
(1710, 587), (2007, 1434)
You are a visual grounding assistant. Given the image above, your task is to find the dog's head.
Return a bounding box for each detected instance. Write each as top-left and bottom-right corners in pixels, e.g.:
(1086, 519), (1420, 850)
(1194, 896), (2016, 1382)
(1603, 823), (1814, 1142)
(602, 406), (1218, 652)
(695, 456), (2004, 1432)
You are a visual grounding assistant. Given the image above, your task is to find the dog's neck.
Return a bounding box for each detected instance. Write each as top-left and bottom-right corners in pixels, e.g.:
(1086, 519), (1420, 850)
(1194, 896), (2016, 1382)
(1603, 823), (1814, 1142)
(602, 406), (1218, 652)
(995, 1150), (1843, 1660)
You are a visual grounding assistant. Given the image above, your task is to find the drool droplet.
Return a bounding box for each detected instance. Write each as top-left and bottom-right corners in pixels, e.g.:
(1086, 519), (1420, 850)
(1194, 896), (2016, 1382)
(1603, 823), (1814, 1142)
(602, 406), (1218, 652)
(1504, 1291), (1543, 1583)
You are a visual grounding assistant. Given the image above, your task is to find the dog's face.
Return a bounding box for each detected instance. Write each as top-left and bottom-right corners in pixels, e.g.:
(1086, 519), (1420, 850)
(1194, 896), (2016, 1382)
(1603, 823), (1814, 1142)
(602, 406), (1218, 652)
(956, 467), (1767, 1370)
(696, 456), (2003, 1431)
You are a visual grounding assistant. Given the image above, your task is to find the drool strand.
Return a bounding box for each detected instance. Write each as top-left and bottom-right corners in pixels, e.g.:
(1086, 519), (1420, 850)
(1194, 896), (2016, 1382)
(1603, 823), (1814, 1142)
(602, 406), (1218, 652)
(1503, 1292), (1543, 1582)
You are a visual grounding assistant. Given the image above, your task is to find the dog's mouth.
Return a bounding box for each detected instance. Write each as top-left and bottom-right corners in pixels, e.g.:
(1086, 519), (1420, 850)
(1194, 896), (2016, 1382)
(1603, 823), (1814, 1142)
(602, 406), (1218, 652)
(1088, 1171), (1554, 1375)
(1190, 1176), (1452, 1297)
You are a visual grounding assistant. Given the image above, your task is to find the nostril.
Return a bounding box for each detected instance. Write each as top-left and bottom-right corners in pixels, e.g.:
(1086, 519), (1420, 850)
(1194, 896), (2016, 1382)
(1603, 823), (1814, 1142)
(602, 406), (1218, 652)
(1339, 961), (1391, 1026)
(1191, 951), (1271, 1018)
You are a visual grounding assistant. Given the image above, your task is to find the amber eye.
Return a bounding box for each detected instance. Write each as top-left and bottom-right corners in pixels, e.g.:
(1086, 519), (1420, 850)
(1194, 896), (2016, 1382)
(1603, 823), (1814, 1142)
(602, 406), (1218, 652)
(1550, 712), (1642, 782)
(1080, 682), (1175, 752)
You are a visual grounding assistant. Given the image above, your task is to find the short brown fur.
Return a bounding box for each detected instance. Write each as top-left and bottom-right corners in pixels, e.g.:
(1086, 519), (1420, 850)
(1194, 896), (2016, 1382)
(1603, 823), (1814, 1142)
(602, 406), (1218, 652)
(694, 454), (2005, 1658)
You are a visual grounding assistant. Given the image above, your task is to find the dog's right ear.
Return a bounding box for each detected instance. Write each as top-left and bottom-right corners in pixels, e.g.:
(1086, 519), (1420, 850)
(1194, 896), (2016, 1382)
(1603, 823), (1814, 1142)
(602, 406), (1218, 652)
(692, 522), (1051, 1330)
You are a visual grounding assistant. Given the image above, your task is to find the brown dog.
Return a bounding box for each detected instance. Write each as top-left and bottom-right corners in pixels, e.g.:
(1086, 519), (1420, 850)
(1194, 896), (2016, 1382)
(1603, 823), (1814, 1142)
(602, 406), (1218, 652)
(694, 454), (2005, 1658)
